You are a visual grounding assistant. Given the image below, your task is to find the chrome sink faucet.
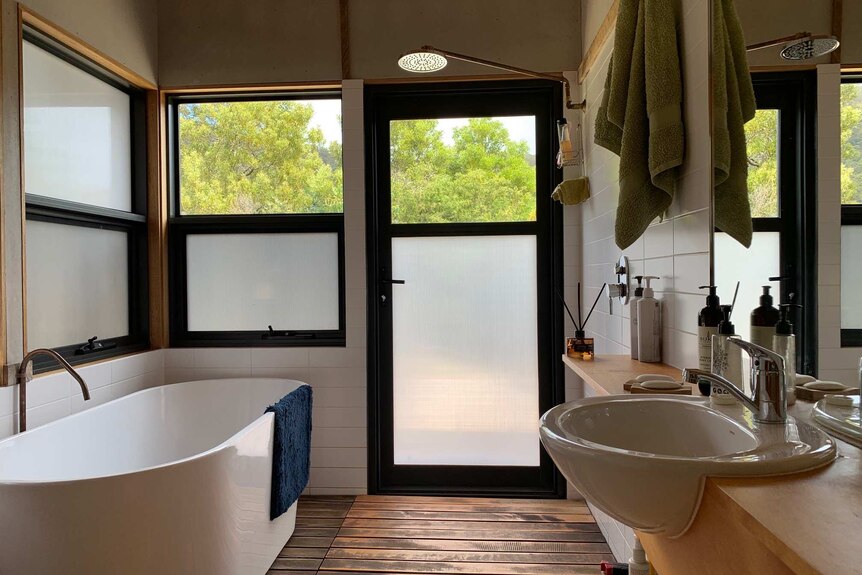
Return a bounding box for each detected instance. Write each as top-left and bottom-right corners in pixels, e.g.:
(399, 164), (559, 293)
(16, 349), (90, 433)
(683, 339), (787, 424)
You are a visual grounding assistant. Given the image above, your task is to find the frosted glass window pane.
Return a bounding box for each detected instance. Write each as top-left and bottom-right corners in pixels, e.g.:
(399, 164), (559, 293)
(186, 233), (339, 331)
(22, 41), (132, 211)
(714, 231), (780, 342)
(390, 117), (537, 223)
(392, 236), (539, 466)
(841, 226), (862, 329)
(26, 221), (129, 350)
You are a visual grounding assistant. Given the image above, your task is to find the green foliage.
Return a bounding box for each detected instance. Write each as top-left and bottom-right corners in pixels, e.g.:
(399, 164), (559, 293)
(178, 100), (343, 215)
(179, 104), (536, 223)
(390, 118), (536, 223)
(745, 109), (779, 217)
(840, 84), (862, 204)
(745, 86), (862, 212)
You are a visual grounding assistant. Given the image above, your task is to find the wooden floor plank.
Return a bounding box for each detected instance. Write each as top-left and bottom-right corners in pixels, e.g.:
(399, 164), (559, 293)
(280, 547), (330, 559)
(270, 557), (324, 570)
(319, 558), (596, 574)
(340, 518), (601, 532)
(330, 537), (611, 554)
(336, 528), (606, 542)
(346, 509), (594, 523)
(348, 502), (589, 514)
(325, 547), (614, 565)
(278, 495), (609, 574)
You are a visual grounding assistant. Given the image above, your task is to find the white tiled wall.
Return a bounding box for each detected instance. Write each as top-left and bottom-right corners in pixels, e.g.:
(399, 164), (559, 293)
(568, 0), (711, 561)
(817, 65), (862, 387)
(0, 350), (165, 440)
(577, 0), (711, 371)
(163, 81), (369, 495)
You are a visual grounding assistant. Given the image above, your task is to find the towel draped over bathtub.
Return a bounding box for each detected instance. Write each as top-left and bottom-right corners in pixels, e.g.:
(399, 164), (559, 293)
(594, 0), (685, 250)
(265, 384), (313, 520)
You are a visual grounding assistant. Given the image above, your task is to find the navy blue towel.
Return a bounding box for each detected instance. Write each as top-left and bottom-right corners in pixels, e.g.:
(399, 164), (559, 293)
(265, 384), (312, 520)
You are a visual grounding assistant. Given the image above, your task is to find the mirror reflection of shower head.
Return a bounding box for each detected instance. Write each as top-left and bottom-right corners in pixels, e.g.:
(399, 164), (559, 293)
(780, 35), (840, 60)
(746, 32), (840, 61)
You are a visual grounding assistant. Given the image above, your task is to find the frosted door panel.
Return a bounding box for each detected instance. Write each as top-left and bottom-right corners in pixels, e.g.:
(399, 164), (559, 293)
(186, 233), (339, 331)
(714, 232), (780, 343)
(392, 236), (539, 466)
(23, 41), (132, 211)
(841, 226), (862, 329)
(26, 221), (129, 350)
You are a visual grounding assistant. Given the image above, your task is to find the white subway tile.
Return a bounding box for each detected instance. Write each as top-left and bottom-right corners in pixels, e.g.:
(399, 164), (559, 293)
(0, 387), (16, 417)
(0, 415), (14, 439)
(312, 387), (366, 408)
(77, 362), (112, 390)
(27, 372), (70, 408)
(250, 348), (310, 368)
(643, 219), (674, 258)
(313, 407), (366, 428)
(165, 348), (195, 368)
(306, 367), (366, 387)
(194, 348), (252, 369)
(308, 347), (366, 368)
(312, 447), (367, 468)
(250, 367), (310, 383)
(26, 397), (71, 430)
(673, 210), (710, 254)
(309, 467), (367, 489)
(165, 367), (197, 385)
(312, 427), (368, 448)
(195, 367), (251, 379)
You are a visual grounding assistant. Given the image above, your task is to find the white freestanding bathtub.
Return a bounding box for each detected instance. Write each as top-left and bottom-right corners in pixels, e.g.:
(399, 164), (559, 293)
(0, 377), (307, 575)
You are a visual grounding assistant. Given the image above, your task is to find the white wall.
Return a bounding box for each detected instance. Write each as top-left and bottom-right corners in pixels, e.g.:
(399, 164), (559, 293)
(157, 0), (581, 86)
(578, 2), (711, 369)
(569, 0), (711, 562)
(19, 0), (158, 83)
(817, 65), (862, 386)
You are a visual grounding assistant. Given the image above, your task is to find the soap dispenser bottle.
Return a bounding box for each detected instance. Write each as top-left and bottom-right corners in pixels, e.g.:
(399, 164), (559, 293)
(712, 305), (742, 404)
(630, 276), (644, 360)
(773, 303), (802, 406)
(750, 286), (779, 351)
(698, 286), (723, 391)
(636, 276), (661, 363)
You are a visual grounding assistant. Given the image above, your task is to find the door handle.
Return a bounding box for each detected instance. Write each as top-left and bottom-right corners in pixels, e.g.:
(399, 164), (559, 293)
(379, 279), (406, 285)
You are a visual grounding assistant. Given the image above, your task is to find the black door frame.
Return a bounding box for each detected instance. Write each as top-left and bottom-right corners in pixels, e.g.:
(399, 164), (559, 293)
(365, 80), (566, 497)
(744, 72), (818, 374)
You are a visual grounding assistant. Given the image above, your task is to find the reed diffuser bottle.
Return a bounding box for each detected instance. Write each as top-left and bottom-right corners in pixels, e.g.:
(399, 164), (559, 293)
(559, 282), (605, 361)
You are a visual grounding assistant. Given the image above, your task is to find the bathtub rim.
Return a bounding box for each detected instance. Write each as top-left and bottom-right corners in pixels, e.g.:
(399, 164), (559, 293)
(0, 377), (307, 486)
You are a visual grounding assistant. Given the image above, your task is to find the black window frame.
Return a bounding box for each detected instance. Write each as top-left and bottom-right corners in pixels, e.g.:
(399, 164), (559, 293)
(840, 75), (862, 347)
(716, 72), (818, 374)
(22, 27), (150, 373)
(166, 91), (346, 348)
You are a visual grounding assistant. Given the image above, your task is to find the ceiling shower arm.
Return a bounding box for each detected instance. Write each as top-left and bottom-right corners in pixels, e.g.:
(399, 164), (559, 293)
(421, 45), (586, 110)
(745, 32), (810, 53)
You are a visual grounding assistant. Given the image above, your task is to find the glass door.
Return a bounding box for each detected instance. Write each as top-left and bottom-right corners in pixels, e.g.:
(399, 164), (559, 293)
(367, 82), (565, 496)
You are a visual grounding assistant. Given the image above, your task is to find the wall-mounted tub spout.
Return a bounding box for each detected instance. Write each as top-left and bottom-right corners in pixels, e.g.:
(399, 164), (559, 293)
(16, 349), (90, 433)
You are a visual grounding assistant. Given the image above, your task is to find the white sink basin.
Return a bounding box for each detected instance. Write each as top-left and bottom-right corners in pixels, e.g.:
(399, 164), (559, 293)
(540, 395), (837, 537)
(813, 396), (861, 447)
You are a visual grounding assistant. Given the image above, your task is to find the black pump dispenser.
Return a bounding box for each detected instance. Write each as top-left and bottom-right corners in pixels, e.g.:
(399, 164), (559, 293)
(776, 303), (802, 336)
(698, 286), (722, 326)
(633, 276), (644, 298)
(750, 285), (780, 349)
(718, 305), (735, 335)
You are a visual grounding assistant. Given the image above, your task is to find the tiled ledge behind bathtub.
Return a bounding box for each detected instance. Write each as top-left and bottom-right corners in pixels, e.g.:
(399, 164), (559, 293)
(0, 349), (165, 440)
(164, 347), (368, 496)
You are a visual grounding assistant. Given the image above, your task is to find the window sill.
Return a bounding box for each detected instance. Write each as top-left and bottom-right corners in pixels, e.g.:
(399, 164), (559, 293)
(32, 343), (152, 375)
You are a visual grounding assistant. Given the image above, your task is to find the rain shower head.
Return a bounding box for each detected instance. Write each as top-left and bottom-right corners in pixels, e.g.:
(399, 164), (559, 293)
(746, 32), (840, 61)
(780, 35), (840, 60)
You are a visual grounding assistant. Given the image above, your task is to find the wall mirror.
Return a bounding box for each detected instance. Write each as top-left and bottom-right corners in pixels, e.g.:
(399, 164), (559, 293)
(711, 0), (862, 380)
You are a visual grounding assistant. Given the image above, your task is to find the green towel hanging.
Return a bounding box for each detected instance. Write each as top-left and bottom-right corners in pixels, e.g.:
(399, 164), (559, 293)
(552, 178), (591, 205)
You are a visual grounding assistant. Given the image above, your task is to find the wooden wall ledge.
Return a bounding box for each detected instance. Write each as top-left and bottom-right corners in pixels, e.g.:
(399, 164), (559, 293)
(562, 354), (682, 395)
